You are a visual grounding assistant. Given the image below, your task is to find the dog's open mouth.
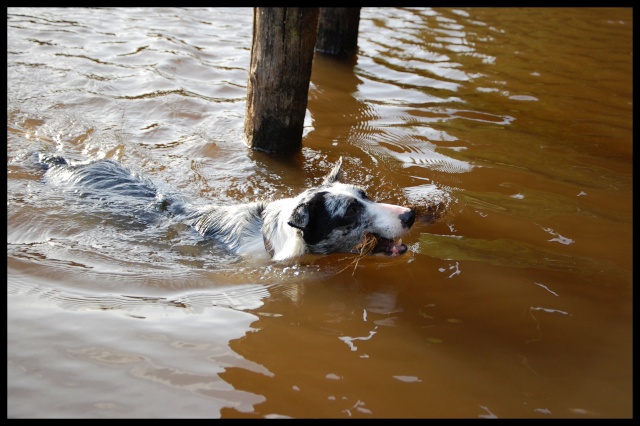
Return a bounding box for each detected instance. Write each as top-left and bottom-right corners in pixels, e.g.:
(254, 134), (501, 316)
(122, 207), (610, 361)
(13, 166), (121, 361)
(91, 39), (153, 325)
(353, 233), (407, 256)
(372, 236), (407, 256)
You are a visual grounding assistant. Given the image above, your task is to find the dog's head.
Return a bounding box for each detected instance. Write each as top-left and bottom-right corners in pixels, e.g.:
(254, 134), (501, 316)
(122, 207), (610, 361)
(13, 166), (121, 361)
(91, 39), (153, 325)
(284, 157), (415, 257)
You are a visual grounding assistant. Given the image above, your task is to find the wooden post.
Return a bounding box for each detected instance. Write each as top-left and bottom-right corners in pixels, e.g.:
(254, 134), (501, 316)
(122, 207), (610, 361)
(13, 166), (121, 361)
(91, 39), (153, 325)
(315, 8), (361, 58)
(244, 7), (319, 154)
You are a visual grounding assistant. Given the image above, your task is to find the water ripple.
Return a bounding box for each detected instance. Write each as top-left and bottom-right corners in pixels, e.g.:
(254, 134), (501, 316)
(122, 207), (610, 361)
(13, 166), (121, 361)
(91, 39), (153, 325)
(8, 277), (272, 313)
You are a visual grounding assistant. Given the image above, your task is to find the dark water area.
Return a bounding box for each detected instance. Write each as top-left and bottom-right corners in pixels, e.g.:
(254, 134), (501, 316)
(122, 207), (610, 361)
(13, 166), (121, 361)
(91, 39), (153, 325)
(7, 8), (632, 418)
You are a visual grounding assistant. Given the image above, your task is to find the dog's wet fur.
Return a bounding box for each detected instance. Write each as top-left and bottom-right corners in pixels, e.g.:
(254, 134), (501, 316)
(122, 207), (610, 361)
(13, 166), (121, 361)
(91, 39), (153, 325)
(35, 154), (415, 261)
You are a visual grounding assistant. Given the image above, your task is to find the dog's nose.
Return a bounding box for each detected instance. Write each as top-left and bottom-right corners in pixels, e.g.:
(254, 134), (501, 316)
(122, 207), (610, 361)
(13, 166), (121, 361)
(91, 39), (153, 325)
(400, 210), (415, 229)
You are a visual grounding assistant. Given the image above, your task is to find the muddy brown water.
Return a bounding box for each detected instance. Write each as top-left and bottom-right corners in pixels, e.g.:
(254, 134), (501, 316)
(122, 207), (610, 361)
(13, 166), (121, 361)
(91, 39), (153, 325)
(7, 7), (632, 418)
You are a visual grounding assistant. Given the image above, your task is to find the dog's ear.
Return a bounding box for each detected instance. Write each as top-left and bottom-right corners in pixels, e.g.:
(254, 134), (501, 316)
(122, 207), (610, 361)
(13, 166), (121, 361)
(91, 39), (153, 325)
(322, 156), (343, 185)
(287, 203), (309, 230)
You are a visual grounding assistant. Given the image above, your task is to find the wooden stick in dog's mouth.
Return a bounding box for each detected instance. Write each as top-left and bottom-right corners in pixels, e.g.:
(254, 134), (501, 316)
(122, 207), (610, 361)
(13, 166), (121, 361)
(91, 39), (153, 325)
(353, 233), (407, 256)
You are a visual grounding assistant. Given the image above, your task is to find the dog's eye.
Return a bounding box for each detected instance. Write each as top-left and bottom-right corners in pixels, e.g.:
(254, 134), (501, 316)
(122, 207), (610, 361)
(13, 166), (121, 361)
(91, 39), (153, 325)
(346, 200), (360, 217)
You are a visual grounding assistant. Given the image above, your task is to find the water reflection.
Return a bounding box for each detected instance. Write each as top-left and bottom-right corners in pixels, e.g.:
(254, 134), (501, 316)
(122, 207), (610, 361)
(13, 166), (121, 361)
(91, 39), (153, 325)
(8, 284), (268, 418)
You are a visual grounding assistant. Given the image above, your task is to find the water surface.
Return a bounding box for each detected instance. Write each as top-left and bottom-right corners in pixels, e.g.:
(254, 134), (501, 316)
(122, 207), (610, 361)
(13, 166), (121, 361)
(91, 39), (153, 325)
(7, 7), (632, 418)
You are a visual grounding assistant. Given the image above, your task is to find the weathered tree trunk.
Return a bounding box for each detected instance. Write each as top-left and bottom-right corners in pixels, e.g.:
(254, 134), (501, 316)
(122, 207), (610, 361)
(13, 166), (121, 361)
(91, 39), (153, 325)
(244, 7), (319, 154)
(315, 8), (361, 58)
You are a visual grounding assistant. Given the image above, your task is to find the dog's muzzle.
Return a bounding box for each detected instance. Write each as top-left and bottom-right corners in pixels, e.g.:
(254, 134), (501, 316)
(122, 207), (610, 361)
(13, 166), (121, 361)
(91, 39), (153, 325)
(374, 210), (415, 255)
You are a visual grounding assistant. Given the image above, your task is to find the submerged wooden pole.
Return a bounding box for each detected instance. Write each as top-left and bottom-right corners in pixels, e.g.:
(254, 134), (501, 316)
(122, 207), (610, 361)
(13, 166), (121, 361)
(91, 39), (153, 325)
(244, 7), (319, 154)
(316, 8), (361, 58)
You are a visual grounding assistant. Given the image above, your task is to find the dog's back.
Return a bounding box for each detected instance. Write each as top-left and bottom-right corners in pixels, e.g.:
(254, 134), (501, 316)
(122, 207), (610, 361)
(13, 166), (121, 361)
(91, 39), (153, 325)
(35, 153), (175, 229)
(34, 153), (273, 258)
(37, 154), (160, 200)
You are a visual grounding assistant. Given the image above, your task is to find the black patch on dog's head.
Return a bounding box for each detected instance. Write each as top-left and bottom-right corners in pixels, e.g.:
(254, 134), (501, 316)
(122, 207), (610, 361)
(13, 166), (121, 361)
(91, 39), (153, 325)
(288, 190), (366, 248)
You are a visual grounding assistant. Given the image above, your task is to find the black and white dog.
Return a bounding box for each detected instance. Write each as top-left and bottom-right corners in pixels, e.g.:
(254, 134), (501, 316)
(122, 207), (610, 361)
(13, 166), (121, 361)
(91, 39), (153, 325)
(35, 154), (415, 262)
